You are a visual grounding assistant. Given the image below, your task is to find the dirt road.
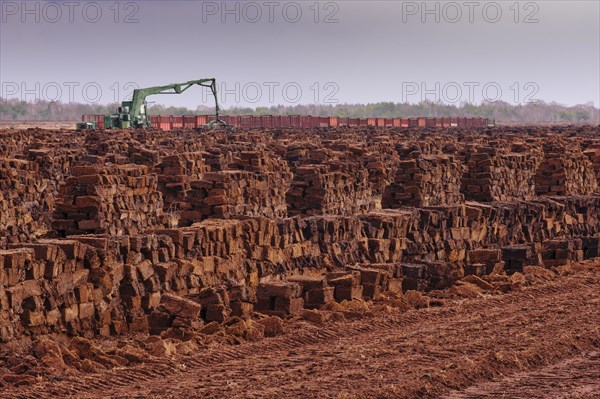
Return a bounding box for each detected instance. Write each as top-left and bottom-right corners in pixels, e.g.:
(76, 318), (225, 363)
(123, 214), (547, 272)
(4, 268), (599, 399)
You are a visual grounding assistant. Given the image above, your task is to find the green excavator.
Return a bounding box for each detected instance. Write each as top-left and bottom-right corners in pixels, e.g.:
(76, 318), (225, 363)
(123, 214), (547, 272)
(78, 78), (226, 130)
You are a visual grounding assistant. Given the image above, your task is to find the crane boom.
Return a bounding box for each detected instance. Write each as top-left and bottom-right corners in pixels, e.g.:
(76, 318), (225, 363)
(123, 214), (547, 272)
(103, 78), (223, 129)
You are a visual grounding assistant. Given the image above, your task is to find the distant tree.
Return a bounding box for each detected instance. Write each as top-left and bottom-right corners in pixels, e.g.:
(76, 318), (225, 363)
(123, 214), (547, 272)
(1, 97), (598, 123)
(575, 110), (590, 121)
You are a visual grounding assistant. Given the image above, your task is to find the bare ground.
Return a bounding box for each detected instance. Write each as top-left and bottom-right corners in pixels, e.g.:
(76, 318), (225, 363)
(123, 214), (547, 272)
(2, 262), (599, 399)
(0, 121), (77, 130)
(442, 351), (600, 399)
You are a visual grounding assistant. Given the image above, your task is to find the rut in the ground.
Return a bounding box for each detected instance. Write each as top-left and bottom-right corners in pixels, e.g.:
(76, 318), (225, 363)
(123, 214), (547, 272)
(4, 271), (599, 399)
(442, 351), (600, 399)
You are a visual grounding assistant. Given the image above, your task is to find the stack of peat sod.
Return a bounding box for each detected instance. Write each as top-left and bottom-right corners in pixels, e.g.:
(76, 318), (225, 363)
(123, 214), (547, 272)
(382, 155), (464, 208)
(462, 149), (538, 201)
(535, 144), (599, 196)
(0, 159), (54, 248)
(286, 163), (373, 216)
(53, 163), (165, 236)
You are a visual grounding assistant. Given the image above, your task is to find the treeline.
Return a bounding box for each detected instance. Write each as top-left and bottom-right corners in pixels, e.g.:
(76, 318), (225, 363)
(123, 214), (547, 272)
(222, 102), (600, 123)
(0, 99), (119, 121)
(1, 98), (598, 123)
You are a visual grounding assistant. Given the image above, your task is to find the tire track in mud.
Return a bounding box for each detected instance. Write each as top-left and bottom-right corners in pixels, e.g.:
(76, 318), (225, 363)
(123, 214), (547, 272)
(3, 272), (600, 399)
(442, 352), (600, 399)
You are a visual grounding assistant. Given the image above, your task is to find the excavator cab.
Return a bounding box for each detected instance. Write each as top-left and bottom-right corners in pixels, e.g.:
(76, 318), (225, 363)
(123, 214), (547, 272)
(103, 103), (132, 129)
(76, 121), (97, 130)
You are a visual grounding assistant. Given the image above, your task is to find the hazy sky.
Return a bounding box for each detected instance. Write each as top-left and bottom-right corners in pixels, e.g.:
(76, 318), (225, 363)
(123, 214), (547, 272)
(1, 0), (599, 109)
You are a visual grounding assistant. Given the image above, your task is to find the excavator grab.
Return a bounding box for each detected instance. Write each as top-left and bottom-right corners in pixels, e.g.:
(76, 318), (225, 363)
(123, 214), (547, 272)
(78, 78), (227, 130)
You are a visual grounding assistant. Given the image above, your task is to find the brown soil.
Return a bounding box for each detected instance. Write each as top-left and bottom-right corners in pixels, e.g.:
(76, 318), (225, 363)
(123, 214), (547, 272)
(442, 352), (600, 398)
(2, 261), (598, 399)
(0, 121), (77, 130)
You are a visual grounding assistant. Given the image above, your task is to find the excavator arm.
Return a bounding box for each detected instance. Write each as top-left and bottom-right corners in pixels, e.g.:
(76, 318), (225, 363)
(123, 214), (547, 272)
(121, 78), (223, 128)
